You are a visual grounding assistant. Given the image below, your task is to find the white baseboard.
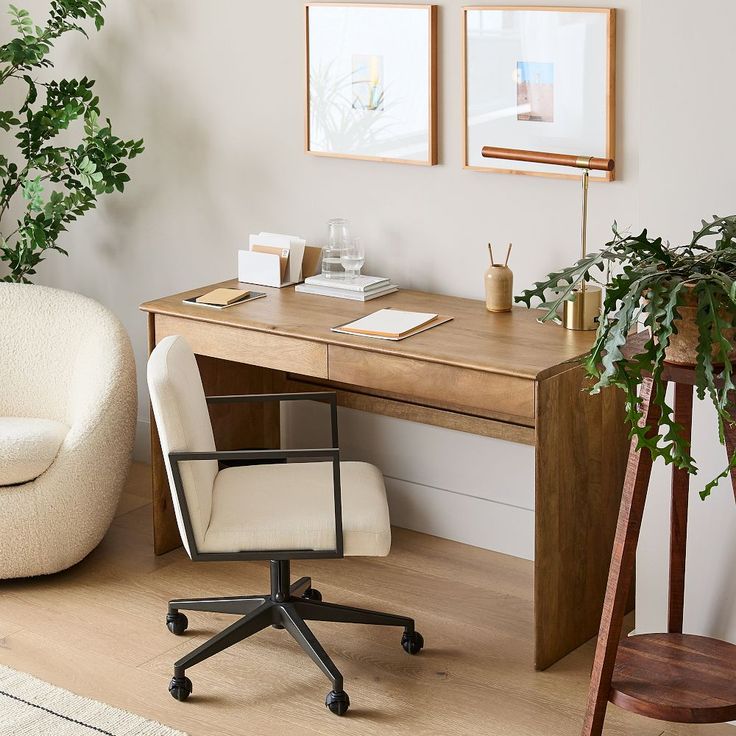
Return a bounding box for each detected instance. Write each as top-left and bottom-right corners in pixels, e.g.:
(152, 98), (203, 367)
(134, 418), (151, 463)
(384, 476), (534, 560)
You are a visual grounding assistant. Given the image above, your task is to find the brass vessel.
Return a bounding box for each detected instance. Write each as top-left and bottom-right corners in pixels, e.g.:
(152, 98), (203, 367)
(562, 286), (602, 331)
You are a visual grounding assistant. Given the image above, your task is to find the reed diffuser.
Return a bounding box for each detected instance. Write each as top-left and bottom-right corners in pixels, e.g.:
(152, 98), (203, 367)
(484, 243), (513, 312)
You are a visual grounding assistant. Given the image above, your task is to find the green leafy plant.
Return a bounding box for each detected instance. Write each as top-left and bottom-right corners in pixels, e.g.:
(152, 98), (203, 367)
(0, 1), (143, 282)
(517, 214), (736, 498)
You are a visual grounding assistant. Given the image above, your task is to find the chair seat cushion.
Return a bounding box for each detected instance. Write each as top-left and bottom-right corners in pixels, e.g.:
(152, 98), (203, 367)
(202, 461), (391, 557)
(0, 417), (68, 486)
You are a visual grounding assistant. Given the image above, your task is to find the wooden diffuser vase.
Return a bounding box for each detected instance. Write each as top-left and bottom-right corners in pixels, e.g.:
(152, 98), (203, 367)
(485, 243), (513, 313)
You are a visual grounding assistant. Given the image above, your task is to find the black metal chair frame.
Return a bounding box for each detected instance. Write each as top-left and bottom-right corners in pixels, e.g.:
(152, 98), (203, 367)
(164, 391), (422, 715)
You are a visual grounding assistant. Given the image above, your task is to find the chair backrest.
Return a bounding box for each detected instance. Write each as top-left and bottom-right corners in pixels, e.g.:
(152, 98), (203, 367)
(0, 283), (131, 426)
(147, 335), (217, 556)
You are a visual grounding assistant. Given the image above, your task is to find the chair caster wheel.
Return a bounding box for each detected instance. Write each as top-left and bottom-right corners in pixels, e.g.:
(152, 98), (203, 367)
(166, 611), (188, 635)
(401, 630), (424, 655)
(169, 676), (192, 701)
(302, 587), (322, 602)
(325, 689), (349, 716)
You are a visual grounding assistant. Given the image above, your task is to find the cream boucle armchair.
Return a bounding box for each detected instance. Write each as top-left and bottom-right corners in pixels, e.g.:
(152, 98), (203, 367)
(0, 284), (137, 578)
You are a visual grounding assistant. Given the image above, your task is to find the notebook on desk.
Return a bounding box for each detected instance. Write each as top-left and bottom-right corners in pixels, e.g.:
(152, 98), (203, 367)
(332, 308), (453, 341)
(184, 289), (266, 309)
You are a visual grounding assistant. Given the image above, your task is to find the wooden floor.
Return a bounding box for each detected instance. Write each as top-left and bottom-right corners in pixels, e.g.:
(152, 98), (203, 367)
(0, 464), (731, 736)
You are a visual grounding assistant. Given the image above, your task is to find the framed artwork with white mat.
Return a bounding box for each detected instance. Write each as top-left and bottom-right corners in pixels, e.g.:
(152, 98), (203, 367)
(463, 6), (616, 180)
(305, 3), (438, 165)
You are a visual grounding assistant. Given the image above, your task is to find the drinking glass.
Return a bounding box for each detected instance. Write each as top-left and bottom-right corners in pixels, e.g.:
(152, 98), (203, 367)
(340, 237), (365, 281)
(323, 218), (351, 279)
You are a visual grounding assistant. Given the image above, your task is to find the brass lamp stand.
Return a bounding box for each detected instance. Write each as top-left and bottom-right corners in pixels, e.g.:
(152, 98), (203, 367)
(480, 146), (615, 331)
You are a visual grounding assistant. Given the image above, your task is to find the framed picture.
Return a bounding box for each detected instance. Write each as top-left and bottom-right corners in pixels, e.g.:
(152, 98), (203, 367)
(463, 6), (615, 180)
(305, 3), (438, 166)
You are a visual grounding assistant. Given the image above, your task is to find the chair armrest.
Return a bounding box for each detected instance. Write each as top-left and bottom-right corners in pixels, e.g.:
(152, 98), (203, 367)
(169, 448), (337, 462)
(206, 391), (336, 404)
(206, 391), (338, 448)
(168, 447), (344, 559)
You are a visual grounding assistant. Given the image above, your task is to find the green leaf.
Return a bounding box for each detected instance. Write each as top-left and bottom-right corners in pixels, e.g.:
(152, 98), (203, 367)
(701, 449), (736, 500)
(0, 110), (20, 130)
(21, 174), (43, 211)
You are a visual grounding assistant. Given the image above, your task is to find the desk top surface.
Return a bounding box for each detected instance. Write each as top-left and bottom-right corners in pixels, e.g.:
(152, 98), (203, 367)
(141, 279), (596, 380)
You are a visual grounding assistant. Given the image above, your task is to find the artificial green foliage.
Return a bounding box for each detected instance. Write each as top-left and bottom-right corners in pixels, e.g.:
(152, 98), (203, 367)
(517, 214), (736, 498)
(0, 1), (143, 282)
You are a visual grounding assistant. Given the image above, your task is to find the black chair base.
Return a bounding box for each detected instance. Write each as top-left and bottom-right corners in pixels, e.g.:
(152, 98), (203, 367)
(165, 561), (424, 716)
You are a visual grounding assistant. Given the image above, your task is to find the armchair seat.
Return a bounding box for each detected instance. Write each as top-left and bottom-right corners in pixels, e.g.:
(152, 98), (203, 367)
(203, 461), (391, 556)
(0, 417), (69, 485)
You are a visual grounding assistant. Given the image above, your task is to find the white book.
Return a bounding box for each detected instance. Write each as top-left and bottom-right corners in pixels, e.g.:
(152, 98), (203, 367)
(337, 308), (438, 338)
(304, 274), (391, 292)
(295, 284), (398, 302)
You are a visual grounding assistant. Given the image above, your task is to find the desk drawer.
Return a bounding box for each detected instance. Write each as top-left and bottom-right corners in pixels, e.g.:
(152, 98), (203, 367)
(155, 314), (328, 378)
(329, 346), (535, 423)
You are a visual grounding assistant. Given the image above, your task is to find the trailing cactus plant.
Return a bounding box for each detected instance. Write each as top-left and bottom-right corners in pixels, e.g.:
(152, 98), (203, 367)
(517, 214), (736, 498)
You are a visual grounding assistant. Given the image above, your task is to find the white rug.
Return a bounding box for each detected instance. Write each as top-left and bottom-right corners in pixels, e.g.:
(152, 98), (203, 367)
(0, 665), (187, 736)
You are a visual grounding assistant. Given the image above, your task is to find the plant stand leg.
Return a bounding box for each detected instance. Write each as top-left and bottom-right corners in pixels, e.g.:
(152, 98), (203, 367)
(668, 382), (693, 633)
(581, 378), (662, 736)
(724, 406), (736, 505)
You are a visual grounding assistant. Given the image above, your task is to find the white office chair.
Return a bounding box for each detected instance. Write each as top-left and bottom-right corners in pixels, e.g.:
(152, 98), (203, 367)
(147, 335), (423, 716)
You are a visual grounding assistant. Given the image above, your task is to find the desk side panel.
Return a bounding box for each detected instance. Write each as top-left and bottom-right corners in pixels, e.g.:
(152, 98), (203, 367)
(534, 365), (629, 669)
(148, 313), (182, 555)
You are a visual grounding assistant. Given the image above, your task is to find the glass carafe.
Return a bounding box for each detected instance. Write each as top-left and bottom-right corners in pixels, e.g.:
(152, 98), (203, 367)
(323, 218), (350, 279)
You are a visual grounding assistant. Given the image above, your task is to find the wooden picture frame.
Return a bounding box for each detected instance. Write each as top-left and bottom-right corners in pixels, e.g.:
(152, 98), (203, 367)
(305, 3), (438, 166)
(462, 6), (616, 181)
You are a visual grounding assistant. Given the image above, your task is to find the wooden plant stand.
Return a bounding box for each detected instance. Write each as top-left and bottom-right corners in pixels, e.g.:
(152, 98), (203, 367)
(582, 365), (736, 735)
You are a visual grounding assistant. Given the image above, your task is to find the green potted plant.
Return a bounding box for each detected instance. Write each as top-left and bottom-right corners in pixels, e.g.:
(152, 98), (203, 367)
(0, 0), (143, 283)
(517, 214), (736, 497)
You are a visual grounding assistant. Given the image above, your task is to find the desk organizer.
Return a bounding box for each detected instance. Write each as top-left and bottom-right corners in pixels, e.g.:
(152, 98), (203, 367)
(239, 232), (321, 288)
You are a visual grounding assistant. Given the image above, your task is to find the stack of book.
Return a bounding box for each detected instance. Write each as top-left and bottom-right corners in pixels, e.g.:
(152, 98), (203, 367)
(295, 274), (398, 301)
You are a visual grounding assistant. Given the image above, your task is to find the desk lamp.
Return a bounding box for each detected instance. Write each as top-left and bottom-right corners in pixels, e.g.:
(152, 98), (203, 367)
(481, 146), (615, 331)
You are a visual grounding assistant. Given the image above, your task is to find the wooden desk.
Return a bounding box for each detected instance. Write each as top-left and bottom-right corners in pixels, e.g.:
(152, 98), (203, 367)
(141, 280), (628, 670)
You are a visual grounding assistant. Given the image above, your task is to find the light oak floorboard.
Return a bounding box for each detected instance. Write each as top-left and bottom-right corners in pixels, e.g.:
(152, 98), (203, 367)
(0, 464), (732, 736)
(116, 490), (152, 517)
